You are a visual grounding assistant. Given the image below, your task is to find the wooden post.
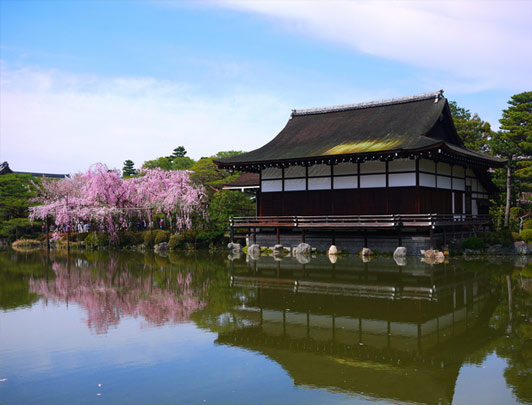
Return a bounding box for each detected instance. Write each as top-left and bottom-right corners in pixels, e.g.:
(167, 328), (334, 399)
(230, 226), (234, 243)
(429, 226), (434, 250)
(331, 230), (336, 245)
(301, 230), (306, 243)
(253, 227), (257, 244)
(276, 227), (280, 245)
(364, 229), (368, 248)
(397, 225), (402, 246)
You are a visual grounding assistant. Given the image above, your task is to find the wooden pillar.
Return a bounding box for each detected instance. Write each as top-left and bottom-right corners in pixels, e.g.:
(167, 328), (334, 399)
(230, 226), (234, 243)
(397, 225), (402, 246)
(301, 229), (306, 243)
(331, 230), (336, 245)
(429, 226), (434, 250)
(364, 229), (368, 248)
(276, 227), (280, 245)
(253, 228), (257, 244)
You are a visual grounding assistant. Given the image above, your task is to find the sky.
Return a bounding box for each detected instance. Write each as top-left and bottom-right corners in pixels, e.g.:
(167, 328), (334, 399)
(1, 0), (531, 175)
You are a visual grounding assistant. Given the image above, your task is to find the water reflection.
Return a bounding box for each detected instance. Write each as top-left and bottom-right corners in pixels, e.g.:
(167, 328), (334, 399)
(214, 255), (531, 404)
(0, 249), (530, 404)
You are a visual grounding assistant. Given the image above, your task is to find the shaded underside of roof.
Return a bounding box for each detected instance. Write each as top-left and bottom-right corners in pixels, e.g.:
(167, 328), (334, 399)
(215, 94), (505, 168)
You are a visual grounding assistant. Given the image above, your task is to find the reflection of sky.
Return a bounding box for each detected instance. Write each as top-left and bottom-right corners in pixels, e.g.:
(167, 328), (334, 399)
(453, 354), (518, 405)
(1, 301), (397, 405)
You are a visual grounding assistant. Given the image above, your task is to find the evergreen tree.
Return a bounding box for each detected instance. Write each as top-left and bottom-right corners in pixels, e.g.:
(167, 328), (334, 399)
(122, 160), (137, 177)
(449, 101), (492, 152)
(490, 92), (532, 227)
(171, 146), (187, 158)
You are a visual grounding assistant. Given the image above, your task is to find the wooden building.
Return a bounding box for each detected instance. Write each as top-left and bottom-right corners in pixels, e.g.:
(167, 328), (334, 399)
(215, 91), (505, 250)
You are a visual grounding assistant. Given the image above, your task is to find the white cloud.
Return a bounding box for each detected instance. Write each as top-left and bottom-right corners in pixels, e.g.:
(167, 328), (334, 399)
(219, 0), (532, 91)
(0, 66), (290, 174)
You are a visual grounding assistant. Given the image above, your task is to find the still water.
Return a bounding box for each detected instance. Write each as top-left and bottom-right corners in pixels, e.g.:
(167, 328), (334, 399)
(0, 248), (530, 404)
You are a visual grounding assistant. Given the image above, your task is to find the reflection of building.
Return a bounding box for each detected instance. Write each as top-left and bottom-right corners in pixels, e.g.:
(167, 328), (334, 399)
(217, 257), (495, 404)
(215, 92), (505, 252)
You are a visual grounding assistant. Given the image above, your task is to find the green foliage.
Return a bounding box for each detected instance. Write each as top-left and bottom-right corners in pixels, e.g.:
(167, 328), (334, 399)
(142, 157), (173, 170)
(520, 229), (532, 243)
(214, 150), (245, 159)
(155, 230), (169, 244)
(523, 219), (532, 230)
(207, 190), (255, 235)
(84, 232), (109, 249)
(122, 160), (137, 177)
(171, 156), (195, 170)
(449, 101), (493, 152)
(511, 206), (525, 218)
(171, 146), (187, 158)
(118, 231), (144, 247)
(142, 146), (195, 171)
(461, 237), (484, 250)
(0, 173), (42, 241)
(479, 230), (514, 247)
(168, 231), (196, 250)
(512, 232), (523, 241)
(490, 92), (532, 227)
(0, 217), (41, 242)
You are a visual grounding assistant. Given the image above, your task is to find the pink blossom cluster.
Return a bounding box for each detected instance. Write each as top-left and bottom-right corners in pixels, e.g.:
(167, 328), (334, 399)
(29, 261), (206, 334)
(29, 164), (205, 240)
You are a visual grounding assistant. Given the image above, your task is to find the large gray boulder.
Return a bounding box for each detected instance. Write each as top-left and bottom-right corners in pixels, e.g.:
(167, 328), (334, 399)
(514, 241), (532, 255)
(248, 244), (261, 260)
(328, 245), (338, 255)
(227, 242), (241, 253)
(154, 242), (169, 252)
(360, 248), (373, 257)
(393, 246), (407, 257)
(294, 243), (311, 255)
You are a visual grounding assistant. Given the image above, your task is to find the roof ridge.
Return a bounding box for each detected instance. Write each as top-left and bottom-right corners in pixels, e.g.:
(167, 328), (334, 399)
(291, 90), (444, 117)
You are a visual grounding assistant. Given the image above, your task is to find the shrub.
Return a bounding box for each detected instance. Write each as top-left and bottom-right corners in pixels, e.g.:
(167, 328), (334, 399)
(523, 219), (532, 230)
(85, 232), (109, 249)
(119, 231), (144, 247)
(196, 230), (224, 246)
(510, 206), (524, 219)
(479, 230), (514, 247)
(155, 230), (169, 244)
(461, 237), (484, 250)
(521, 229), (532, 244)
(143, 230), (163, 248)
(169, 231), (196, 250)
(512, 232), (523, 241)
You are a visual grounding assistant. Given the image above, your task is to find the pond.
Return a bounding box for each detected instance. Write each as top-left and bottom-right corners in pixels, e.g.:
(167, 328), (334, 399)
(0, 249), (530, 404)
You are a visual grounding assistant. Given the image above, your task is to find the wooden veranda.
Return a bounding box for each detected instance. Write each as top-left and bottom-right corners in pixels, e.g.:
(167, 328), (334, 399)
(230, 214), (491, 248)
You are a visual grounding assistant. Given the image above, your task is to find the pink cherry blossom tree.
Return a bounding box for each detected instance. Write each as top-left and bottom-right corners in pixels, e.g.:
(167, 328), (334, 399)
(29, 164), (205, 242)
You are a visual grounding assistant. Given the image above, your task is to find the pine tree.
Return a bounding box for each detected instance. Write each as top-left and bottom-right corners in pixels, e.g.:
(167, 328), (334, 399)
(171, 146), (187, 158)
(122, 160), (137, 177)
(449, 101), (492, 152)
(490, 92), (532, 227)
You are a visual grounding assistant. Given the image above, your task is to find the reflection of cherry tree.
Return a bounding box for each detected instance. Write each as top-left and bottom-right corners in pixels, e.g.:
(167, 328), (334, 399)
(29, 261), (206, 334)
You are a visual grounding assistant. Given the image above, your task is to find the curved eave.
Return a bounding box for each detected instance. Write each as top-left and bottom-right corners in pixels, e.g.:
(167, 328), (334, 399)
(214, 143), (506, 172)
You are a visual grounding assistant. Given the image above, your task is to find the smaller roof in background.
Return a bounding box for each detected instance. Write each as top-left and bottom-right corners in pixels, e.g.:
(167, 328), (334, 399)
(0, 162), (69, 179)
(223, 172), (259, 190)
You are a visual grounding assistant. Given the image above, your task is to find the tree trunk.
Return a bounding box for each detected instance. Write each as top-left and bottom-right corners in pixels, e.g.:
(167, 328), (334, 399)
(504, 163), (511, 228)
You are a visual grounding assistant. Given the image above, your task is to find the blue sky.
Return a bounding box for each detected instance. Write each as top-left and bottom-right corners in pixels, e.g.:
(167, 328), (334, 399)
(1, 0), (531, 174)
